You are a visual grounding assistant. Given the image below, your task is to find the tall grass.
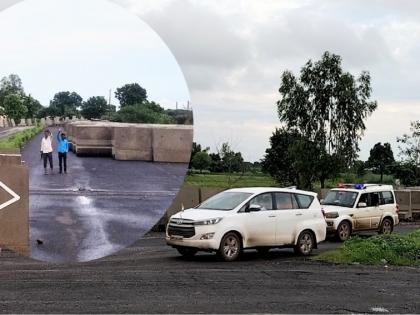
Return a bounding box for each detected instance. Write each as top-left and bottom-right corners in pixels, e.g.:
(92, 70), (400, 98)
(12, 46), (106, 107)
(315, 230), (420, 266)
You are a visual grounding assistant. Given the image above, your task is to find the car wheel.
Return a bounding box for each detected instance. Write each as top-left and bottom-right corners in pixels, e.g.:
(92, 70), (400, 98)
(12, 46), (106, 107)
(379, 218), (393, 234)
(294, 230), (315, 256)
(218, 232), (242, 262)
(176, 247), (198, 258)
(336, 221), (351, 241)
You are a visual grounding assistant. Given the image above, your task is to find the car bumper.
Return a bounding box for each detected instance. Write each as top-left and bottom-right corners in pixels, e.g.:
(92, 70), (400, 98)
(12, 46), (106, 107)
(166, 225), (222, 251)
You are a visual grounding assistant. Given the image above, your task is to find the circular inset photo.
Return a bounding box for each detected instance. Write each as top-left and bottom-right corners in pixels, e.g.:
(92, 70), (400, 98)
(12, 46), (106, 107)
(0, 0), (193, 262)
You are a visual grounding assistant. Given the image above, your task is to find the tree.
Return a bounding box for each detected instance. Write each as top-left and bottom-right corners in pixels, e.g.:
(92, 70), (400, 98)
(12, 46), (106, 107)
(191, 151), (212, 172)
(3, 93), (27, 122)
(268, 51), (378, 188)
(397, 121), (420, 165)
(81, 96), (109, 120)
(24, 94), (43, 118)
(218, 143), (244, 173)
(390, 161), (419, 186)
(0, 74), (25, 109)
(49, 91), (82, 117)
(115, 83), (147, 107)
(262, 128), (300, 187)
(367, 142), (395, 182)
(277, 51), (377, 164)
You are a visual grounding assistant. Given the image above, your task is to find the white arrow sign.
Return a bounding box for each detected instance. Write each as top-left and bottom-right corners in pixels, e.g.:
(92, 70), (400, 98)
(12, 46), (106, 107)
(0, 181), (21, 210)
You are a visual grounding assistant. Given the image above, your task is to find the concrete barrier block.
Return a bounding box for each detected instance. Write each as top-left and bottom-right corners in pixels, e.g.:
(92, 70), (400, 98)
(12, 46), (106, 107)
(0, 164), (29, 256)
(0, 153), (22, 166)
(113, 124), (153, 161)
(26, 118), (32, 126)
(152, 125), (193, 163)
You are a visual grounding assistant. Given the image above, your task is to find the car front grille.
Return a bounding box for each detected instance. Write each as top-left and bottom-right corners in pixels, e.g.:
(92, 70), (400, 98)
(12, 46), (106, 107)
(168, 218), (195, 238)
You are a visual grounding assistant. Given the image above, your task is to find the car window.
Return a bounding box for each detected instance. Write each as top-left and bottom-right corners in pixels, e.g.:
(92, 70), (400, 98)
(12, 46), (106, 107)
(197, 191), (253, 211)
(294, 194), (314, 209)
(250, 193), (273, 211)
(358, 193), (368, 206)
(274, 192), (293, 210)
(323, 190), (358, 208)
(381, 191), (394, 204)
(368, 192), (380, 207)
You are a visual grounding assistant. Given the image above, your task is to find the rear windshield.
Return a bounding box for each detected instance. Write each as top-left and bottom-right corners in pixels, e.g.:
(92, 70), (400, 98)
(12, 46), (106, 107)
(197, 191), (252, 211)
(323, 190), (358, 208)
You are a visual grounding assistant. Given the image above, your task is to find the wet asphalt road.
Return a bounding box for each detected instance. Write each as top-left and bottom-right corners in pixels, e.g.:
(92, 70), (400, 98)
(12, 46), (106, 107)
(21, 128), (188, 263)
(0, 224), (419, 314)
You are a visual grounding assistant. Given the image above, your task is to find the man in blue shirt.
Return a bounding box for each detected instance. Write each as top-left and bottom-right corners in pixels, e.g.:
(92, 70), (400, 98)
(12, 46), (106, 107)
(57, 128), (70, 174)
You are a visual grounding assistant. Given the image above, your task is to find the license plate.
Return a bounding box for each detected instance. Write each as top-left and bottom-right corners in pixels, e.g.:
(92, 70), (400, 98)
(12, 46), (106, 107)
(170, 235), (183, 240)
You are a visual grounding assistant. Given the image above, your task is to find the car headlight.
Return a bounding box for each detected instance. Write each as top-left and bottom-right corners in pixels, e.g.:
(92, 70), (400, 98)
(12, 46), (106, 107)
(325, 212), (339, 219)
(194, 218), (223, 225)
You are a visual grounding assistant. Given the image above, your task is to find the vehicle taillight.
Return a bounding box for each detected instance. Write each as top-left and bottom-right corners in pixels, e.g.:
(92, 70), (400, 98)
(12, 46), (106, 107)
(396, 204), (400, 213)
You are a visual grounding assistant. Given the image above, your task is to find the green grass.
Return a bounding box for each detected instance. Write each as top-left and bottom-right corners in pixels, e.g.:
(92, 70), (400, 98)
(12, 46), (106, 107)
(0, 125), (45, 150)
(184, 173), (278, 188)
(315, 230), (420, 266)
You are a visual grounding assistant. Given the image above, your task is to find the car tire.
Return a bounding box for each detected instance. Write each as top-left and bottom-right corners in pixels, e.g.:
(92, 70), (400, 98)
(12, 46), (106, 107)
(218, 232), (242, 262)
(294, 230), (315, 256)
(336, 221), (351, 242)
(176, 247), (198, 258)
(379, 218), (393, 234)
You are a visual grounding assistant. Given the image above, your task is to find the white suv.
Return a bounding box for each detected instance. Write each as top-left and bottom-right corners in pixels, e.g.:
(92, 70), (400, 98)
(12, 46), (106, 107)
(322, 184), (399, 241)
(166, 187), (327, 261)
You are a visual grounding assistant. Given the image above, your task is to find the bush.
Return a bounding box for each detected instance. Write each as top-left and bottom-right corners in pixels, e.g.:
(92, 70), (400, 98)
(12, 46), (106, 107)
(0, 125), (44, 149)
(315, 230), (420, 266)
(110, 104), (175, 124)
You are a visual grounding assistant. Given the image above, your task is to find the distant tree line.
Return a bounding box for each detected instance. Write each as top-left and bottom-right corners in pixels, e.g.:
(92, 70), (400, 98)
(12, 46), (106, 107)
(0, 74), (43, 122)
(0, 74), (192, 125)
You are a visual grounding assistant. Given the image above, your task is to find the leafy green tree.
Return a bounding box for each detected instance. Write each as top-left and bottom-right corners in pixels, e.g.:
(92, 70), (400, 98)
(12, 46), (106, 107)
(367, 142), (395, 182)
(115, 83), (147, 107)
(49, 91), (82, 117)
(191, 151), (212, 172)
(397, 121), (420, 165)
(3, 93), (27, 122)
(277, 51), (377, 164)
(218, 143), (244, 173)
(189, 142), (210, 169)
(81, 96), (108, 120)
(262, 128), (300, 186)
(24, 94), (43, 118)
(209, 153), (223, 173)
(267, 51), (377, 188)
(0, 74), (25, 110)
(390, 161), (419, 186)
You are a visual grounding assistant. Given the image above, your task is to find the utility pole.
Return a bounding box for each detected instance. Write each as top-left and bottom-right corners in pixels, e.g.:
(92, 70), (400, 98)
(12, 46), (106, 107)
(109, 89), (112, 106)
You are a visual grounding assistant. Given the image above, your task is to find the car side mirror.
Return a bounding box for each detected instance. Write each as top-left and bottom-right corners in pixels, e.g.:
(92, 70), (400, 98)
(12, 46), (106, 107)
(247, 204), (262, 212)
(357, 202), (367, 208)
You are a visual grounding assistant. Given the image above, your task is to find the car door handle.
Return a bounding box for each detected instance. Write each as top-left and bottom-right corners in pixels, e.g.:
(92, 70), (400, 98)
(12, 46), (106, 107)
(295, 213), (303, 216)
(268, 215), (276, 218)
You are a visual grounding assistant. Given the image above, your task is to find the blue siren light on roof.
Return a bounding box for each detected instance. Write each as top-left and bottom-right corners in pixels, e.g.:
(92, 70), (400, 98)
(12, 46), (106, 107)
(353, 184), (365, 189)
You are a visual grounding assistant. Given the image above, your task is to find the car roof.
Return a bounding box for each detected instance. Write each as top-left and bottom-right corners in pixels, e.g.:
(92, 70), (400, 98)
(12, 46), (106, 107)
(225, 187), (318, 196)
(331, 184), (394, 193)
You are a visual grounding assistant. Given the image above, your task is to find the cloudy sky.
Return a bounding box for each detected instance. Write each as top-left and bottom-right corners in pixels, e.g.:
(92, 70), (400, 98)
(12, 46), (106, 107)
(0, 0), (190, 109)
(2, 0), (420, 162)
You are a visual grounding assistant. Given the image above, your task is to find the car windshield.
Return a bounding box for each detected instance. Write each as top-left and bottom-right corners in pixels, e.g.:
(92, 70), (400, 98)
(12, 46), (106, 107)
(323, 190), (358, 208)
(197, 191), (252, 211)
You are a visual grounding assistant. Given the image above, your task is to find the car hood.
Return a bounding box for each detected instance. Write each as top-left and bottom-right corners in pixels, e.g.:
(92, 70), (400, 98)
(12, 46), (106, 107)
(322, 205), (354, 212)
(171, 208), (229, 221)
